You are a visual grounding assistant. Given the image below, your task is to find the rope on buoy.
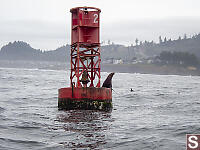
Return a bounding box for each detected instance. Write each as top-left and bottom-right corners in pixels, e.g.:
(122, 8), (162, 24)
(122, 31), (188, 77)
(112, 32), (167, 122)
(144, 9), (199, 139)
(112, 88), (134, 95)
(111, 88), (120, 95)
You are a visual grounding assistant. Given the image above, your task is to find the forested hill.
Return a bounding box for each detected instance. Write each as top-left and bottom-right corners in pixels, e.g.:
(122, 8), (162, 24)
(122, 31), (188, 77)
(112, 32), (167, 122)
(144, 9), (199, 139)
(135, 34), (200, 58)
(1, 33), (200, 62)
(0, 41), (70, 62)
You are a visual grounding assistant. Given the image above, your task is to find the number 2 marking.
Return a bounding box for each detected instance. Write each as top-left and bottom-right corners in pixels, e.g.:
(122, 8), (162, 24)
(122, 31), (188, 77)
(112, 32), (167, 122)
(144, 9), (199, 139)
(94, 14), (98, 23)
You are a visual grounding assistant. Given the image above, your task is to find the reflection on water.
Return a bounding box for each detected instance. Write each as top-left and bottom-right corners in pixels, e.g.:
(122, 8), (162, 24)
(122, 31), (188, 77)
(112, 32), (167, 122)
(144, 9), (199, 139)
(56, 110), (113, 149)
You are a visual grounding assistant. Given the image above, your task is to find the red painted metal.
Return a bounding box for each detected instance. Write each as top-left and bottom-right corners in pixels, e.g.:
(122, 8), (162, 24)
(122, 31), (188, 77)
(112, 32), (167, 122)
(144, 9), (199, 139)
(58, 7), (112, 110)
(70, 7), (101, 87)
(59, 87), (112, 100)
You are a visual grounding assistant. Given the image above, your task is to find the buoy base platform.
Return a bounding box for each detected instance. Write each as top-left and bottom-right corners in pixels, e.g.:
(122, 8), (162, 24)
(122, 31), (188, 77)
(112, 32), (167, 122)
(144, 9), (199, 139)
(58, 87), (112, 111)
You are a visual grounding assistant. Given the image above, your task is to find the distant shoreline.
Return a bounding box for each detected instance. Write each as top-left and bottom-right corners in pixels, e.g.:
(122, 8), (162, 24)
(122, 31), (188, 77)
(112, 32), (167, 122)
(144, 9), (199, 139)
(102, 63), (200, 76)
(0, 60), (200, 76)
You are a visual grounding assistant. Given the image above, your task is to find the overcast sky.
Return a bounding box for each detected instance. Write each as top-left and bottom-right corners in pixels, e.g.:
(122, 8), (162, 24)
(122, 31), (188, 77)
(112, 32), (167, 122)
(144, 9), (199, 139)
(1, 0), (200, 50)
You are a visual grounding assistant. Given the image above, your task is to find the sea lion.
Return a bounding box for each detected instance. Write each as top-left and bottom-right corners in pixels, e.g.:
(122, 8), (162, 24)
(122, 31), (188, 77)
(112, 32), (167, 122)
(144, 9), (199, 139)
(102, 72), (115, 88)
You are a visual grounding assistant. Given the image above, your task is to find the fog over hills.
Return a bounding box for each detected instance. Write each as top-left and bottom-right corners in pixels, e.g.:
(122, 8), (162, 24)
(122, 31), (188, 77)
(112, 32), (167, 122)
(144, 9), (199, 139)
(1, 33), (200, 63)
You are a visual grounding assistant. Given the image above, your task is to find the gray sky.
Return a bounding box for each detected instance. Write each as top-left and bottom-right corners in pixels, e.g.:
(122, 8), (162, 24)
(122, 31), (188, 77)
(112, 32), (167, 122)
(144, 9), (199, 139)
(1, 0), (200, 50)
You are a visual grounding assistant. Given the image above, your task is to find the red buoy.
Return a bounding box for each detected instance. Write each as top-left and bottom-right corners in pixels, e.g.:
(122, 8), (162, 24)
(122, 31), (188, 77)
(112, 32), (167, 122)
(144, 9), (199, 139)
(58, 7), (112, 111)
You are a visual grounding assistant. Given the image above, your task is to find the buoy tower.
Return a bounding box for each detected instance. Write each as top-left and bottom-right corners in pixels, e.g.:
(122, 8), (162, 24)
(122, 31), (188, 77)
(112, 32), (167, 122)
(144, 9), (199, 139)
(58, 7), (112, 111)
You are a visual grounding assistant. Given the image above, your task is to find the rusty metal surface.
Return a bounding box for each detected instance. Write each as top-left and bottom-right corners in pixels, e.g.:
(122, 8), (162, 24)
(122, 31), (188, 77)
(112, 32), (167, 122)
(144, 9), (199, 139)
(58, 87), (112, 110)
(58, 98), (112, 111)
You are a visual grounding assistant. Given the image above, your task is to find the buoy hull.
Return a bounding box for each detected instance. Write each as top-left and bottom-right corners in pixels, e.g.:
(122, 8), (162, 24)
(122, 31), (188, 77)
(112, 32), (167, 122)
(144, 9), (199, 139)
(58, 87), (112, 111)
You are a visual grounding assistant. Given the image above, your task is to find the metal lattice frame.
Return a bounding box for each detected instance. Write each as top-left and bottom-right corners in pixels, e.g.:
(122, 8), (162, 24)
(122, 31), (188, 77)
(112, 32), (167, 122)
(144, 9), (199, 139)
(70, 43), (101, 87)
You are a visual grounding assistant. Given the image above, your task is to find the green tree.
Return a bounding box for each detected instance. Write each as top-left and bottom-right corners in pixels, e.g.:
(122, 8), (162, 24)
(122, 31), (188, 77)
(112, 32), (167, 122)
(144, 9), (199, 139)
(135, 38), (139, 46)
(159, 36), (162, 44)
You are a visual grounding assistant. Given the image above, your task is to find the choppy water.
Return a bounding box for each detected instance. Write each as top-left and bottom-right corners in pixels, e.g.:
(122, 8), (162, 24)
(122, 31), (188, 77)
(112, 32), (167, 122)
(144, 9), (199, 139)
(0, 67), (200, 150)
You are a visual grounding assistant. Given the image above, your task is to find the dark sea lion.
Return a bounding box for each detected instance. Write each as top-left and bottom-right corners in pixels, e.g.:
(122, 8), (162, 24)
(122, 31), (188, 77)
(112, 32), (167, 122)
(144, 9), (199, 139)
(102, 72), (115, 88)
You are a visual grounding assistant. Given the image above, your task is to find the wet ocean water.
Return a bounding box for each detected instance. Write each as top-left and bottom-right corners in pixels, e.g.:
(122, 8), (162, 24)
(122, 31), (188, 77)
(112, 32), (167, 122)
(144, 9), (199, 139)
(0, 67), (200, 150)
